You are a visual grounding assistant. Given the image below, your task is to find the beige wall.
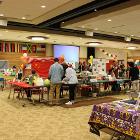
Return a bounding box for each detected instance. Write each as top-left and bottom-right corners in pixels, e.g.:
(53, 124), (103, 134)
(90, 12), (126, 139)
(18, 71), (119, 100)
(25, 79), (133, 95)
(127, 50), (140, 57)
(46, 44), (53, 57)
(95, 47), (127, 60)
(79, 45), (87, 58)
(95, 47), (128, 66)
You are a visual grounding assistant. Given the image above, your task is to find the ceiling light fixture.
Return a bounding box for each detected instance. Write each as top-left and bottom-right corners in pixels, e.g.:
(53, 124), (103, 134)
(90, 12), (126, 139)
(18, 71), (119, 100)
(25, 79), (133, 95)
(114, 32), (118, 34)
(126, 46), (137, 50)
(107, 19), (112, 22)
(45, 34), (50, 37)
(86, 42), (102, 46)
(81, 25), (85, 28)
(27, 36), (48, 41)
(41, 5), (46, 8)
(94, 9), (97, 12)
(22, 17), (26, 19)
(31, 37), (45, 41)
(131, 35), (134, 37)
(94, 28), (98, 31)
(0, 14), (4, 16)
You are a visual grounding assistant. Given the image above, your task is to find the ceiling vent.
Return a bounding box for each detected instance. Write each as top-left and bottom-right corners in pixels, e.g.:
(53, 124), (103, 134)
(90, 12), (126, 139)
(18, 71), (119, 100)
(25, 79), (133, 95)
(0, 19), (7, 26)
(125, 36), (131, 42)
(85, 30), (94, 37)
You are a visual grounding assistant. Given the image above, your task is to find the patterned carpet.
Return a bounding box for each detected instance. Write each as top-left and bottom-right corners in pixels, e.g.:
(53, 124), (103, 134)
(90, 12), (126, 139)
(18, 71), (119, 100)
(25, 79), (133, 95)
(0, 89), (127, 140)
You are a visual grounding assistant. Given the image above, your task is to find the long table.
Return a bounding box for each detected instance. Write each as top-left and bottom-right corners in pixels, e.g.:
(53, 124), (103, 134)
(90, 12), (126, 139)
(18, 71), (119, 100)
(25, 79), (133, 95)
(83, 79), (130, 95)
(88, 100), (139, 139)
(7, 81), (48, 103)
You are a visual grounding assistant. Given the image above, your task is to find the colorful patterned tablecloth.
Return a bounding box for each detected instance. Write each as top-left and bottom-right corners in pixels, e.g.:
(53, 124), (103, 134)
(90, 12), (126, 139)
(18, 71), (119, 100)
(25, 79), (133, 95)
(88, 100), (140, 138)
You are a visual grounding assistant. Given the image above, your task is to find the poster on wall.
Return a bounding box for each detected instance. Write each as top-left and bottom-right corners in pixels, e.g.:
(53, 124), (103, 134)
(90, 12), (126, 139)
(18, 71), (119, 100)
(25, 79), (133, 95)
(0, 60), (8, 69)
(92, 59), (107, 76)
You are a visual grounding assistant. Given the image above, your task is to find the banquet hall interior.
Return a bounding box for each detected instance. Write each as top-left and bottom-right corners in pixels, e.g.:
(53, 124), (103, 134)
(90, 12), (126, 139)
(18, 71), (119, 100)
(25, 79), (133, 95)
(0, 0), (140, 140)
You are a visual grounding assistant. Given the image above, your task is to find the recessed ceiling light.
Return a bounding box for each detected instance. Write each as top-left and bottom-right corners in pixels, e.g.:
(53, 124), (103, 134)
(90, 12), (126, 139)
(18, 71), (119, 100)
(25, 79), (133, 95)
(131, 35), (134, 37)
(22, 17), (26, 19)
(126, 46), (137, 50)
(81, 25), (85, 28)
(62, 22), (65, 24)
(86, 42), (102, 46)
(27, 36), (48, 41)
(94, 28), (98, 31)
(107, 19), (112, 22)
(31, 37), (45, 41)
(45, 34), (50, 37)
(41, 5), (46, 8)
(0, 14), (4, 16)
(94, 9), (97, 12)
(114, 32), (118, 34)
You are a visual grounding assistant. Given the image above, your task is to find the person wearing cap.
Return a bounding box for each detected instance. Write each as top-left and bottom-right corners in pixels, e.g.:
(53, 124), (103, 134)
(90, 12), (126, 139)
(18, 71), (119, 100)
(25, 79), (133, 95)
(48, 58), (64, 104)
(62, 64), (78, 105)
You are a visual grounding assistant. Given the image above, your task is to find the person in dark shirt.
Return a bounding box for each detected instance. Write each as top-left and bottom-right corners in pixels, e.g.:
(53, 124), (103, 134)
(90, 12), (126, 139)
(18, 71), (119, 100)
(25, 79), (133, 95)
(16, 67), (23, 81)
(128, 62), (139, 91)
(129, 62), (139, 80)
(60, 62), (68, 97)
(61, 62), (68, 79)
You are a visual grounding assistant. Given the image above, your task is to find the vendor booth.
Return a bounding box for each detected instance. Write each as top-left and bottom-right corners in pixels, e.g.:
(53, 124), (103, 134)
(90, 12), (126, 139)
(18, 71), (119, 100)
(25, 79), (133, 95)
(88, 97), (140, 139)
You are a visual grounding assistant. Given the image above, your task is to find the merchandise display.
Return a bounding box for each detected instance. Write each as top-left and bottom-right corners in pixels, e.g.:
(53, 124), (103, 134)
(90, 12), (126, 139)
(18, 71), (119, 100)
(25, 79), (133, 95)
(88, 99), (140, 138)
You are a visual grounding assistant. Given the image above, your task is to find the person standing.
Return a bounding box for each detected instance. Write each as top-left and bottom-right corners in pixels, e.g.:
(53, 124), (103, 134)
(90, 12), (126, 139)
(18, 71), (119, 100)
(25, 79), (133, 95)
(15, 67), (23, 81)
(60, 62), (68, 97)
(128, 62), (139, 91)
(63, 64), (78, 105)
(48, 58), (64, 104)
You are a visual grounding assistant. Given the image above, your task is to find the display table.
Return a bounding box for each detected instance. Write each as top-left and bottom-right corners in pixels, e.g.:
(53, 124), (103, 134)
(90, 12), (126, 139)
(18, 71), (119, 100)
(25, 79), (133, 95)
(0, 75), (16, 90)
(82, 79), (130, 95)
(7, 81), (48, 103)
(88, 100), (139, 138)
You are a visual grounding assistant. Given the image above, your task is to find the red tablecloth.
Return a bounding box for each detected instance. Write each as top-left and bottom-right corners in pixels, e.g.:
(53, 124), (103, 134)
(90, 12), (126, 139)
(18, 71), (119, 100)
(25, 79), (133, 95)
(7, 81), (33, 88)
